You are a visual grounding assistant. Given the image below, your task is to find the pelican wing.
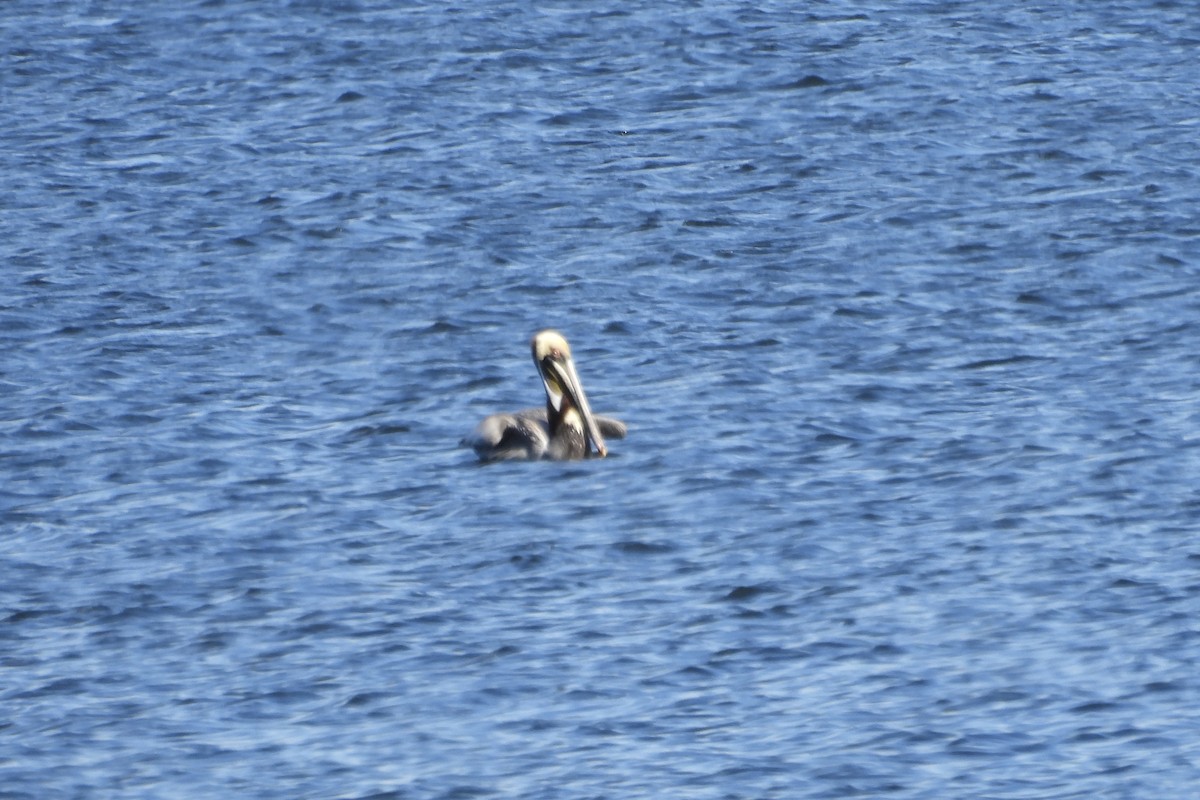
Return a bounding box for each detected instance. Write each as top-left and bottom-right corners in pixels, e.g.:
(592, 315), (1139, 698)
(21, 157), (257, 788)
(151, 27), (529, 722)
(463, 408), (550, 461)
(594, 414), (627, 440)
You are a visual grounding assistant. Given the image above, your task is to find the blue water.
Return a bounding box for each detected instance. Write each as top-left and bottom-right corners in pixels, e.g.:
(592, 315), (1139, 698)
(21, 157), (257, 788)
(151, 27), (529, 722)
(4, 2), (1200, 797)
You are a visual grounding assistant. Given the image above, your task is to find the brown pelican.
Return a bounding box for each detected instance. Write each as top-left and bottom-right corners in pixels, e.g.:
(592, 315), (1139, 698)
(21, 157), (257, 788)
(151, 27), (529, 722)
(464, 330), (626, 461)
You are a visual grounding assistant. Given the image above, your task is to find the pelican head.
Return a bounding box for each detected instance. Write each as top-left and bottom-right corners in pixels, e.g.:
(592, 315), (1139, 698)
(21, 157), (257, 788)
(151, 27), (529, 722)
(531, 329), (607, 457)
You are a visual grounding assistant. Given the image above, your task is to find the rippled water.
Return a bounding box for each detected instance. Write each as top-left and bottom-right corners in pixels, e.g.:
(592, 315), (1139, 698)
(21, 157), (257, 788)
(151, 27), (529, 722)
(4, 2), (1200, 798)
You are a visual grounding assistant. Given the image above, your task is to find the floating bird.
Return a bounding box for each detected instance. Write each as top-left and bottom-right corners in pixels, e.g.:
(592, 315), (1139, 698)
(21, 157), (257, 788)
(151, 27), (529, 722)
(465, 330), (626, 461)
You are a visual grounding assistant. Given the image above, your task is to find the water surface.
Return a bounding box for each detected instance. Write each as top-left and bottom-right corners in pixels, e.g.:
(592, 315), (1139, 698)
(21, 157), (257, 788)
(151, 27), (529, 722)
(4, 2), (1200, 798)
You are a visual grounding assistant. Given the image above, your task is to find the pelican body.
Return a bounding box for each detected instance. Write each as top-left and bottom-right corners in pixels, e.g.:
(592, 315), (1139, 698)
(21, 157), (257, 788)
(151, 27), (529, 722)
(465, 330), (626, 461)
